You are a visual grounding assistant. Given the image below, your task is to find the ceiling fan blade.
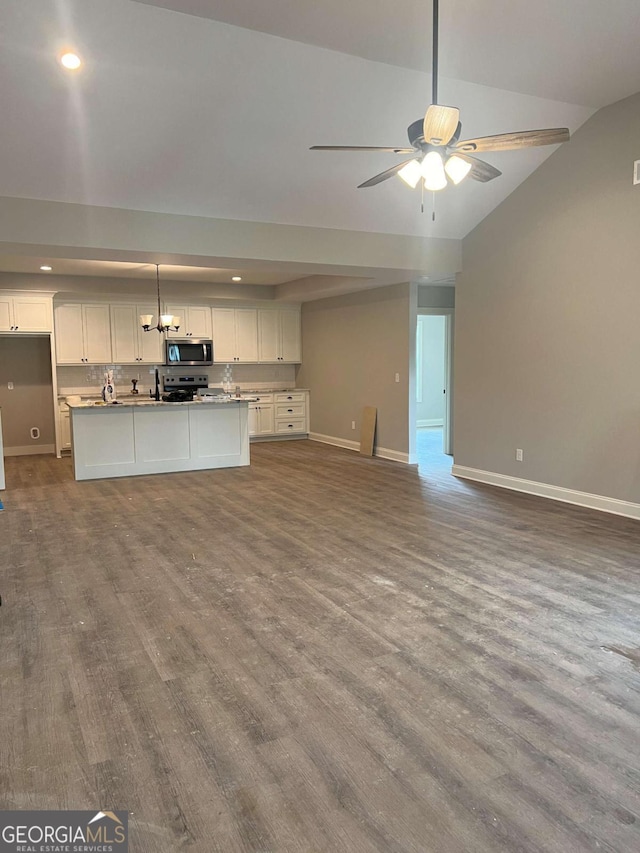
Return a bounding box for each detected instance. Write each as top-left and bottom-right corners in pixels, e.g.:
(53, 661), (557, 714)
(453, 152), (502, 183)
(357, 158), (417, 189)
(454, 128), (570, 153)
(310, 145), (416, 153)
(423, 105), (460, 146)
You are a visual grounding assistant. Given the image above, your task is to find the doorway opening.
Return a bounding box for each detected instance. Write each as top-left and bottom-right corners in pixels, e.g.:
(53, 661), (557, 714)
(0, 335), (56, 457)
(416, 312), (452, 472)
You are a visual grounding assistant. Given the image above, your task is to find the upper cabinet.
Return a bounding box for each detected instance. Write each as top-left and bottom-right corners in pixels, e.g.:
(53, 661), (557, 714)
(212, 308), (258, 363)
(0, 294), (52, 333)
(47, 298), (301, 366)
(258, 309), (301, 363)
(111, 304), (163, 364)
(165, 305), (212, 339)
(55, 303), (112, 364)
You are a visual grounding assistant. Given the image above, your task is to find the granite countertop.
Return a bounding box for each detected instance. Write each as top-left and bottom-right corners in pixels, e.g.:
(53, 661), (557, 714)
(67, 398), (250, 409)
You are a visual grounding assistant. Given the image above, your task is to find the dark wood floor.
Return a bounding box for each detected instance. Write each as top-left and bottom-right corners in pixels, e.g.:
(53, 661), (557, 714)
(1, 440), (639, 852)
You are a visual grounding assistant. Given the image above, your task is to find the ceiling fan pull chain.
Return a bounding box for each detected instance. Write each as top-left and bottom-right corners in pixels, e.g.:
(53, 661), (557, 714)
(421, 181), (424, 214)
(432, 192), (436, 222)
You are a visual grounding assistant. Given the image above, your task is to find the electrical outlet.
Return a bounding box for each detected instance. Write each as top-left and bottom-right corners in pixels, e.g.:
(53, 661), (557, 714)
(395, 372), (400, 383)
(7, 381), (14, 390)
(516, 448), (523, 462)
(634, 160), (640, 185)
(351, 420), (356, 430)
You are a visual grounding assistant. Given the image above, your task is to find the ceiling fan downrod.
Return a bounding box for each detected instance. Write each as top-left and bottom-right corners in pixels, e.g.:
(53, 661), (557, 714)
(432, 0), (439, 105)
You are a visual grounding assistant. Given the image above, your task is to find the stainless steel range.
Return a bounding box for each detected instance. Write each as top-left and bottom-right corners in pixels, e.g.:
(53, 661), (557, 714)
(161, 374), (208, 402)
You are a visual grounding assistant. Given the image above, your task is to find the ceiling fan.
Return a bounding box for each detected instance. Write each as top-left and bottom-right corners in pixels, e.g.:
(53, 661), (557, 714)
(310, 0), (570, 192)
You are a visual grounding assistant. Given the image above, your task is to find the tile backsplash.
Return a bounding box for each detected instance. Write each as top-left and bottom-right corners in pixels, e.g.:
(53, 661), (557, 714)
(57, 362), (297, 396)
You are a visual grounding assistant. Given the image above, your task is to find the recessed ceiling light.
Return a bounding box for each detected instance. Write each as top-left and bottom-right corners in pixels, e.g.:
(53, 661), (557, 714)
(231, 276), (242, 282)
(40, 265), (52, 271)
(60, 53), (82, 70)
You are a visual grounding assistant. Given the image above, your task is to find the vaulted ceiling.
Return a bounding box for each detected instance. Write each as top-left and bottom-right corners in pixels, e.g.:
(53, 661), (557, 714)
(0, 0), (638, 298)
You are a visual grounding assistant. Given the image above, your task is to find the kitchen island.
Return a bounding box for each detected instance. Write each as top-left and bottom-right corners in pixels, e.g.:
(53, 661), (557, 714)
(68, 398), (249, 481)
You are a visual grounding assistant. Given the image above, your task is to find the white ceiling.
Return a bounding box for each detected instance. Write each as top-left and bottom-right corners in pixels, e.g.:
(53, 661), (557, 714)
(134, 0), (640, 107)
(0, 0), (638, 293)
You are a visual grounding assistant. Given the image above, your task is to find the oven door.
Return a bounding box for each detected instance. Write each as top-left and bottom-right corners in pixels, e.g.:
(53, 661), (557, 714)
(165, 339), (213, 366)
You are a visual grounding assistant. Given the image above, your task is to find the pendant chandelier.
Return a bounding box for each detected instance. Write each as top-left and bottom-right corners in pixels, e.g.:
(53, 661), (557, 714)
(140, 264), (181, 334)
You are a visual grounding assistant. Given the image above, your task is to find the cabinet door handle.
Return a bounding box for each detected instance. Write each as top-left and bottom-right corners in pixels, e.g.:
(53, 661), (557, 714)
(287, 408), (293, 412)
(287, 395), (292, 400)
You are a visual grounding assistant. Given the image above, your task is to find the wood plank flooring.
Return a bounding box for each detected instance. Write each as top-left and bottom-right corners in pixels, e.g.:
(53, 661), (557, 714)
(1, 440), (639, 852)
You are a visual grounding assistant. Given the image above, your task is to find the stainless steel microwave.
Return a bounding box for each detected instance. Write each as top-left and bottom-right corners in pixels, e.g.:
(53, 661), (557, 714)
(165, 339), (213, 367)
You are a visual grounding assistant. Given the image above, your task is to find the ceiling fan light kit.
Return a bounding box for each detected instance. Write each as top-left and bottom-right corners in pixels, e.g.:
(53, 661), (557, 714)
(310, 0), (570, 200)
(444, 154), (472, 185)
(398, 159), (423, 188)
(422, 151), (448, 191)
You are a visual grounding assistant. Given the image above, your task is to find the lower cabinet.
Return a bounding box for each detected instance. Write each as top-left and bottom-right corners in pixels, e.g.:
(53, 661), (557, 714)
(59, 402), (71, 451)
(248, 403), (275, 436)
(244, 391), (309, 438)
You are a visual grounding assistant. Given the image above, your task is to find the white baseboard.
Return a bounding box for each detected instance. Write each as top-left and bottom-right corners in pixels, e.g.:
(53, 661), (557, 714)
(4, 444), (56, 457)
(417, 419), (444, 428)
(309, 432), (409, 464)
(452, 465), (640, 521)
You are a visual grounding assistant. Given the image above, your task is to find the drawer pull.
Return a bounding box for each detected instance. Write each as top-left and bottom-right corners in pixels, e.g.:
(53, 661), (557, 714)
(287, 408), (293, 412)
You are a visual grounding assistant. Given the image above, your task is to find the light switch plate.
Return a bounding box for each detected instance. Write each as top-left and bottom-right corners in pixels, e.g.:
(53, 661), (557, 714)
(634, 160), (640, 185)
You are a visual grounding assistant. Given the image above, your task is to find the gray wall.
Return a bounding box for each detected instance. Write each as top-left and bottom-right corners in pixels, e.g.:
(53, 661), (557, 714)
(297, 283), (411, 454)
(417, 284), (455, 310)
(0, 336), (55, 452)
(454, 91), (640, 502)
(417, 315), (446, 425)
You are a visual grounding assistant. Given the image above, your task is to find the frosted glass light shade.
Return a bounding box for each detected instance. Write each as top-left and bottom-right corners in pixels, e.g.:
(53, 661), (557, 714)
(421, 151), (447, 191)
(445, 155), (472, 185)
(172, 316), (181, 330)
(160, 314), (174, 328)
(397, 160), (422, 189)
(140, 314), (153, 328)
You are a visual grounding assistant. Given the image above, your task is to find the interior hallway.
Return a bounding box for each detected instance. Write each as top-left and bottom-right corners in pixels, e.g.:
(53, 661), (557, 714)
(1, 441), (639, 852)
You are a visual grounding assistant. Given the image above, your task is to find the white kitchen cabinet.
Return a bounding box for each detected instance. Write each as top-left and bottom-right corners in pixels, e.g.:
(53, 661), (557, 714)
(59, 402), (71, 450)
(274, 391), (308, 434)
(166, 304), (212, 339)
(248, 403), (275, 436)
(111, 304), (163, 364)
(243, 391), (309, 438)
(0, 294), (52, 332)
(212, 308), (258, 362)
(55, 303), (112, 364)
(258, 309), (301, 363)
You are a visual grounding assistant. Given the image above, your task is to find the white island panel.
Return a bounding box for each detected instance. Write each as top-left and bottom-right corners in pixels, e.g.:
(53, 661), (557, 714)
(135, 407), (191, 462)
(72, 407), (135, 473)
(190, 405), (243, 460)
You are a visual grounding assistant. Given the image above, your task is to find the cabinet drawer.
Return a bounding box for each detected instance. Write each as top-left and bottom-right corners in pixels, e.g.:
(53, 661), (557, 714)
(247, 393), (274, 403)
(275, 403), (305, 418)
(275, 392), (305, 403)
(274, 418), (306, 434)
